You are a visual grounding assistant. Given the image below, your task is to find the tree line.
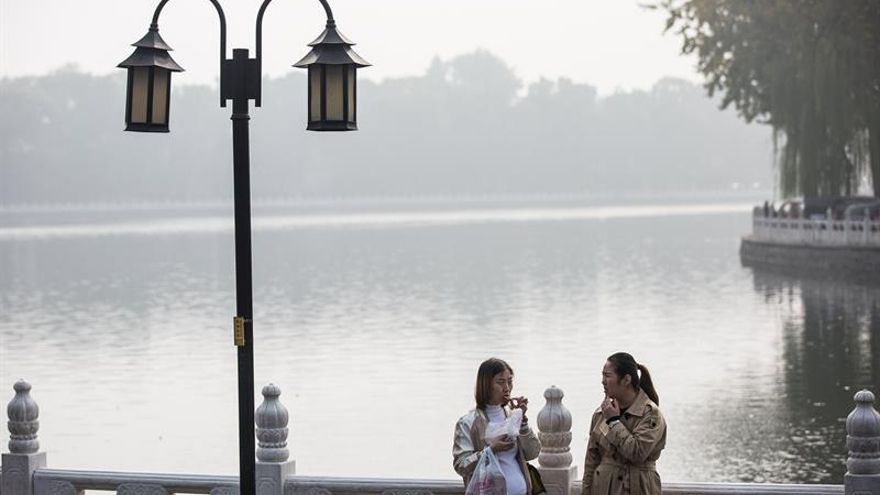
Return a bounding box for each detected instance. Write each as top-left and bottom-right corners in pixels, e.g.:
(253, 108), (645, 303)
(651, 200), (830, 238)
(0, 51), (771, 205)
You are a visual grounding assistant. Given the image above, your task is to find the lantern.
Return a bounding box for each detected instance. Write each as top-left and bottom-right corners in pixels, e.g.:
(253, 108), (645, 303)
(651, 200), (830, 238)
(117, 26), (184, 132)
(294, 21), (369, 131)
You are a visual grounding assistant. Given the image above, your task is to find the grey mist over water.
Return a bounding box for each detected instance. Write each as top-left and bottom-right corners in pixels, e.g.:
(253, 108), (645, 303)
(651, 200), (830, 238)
(0, 199), (874, 484)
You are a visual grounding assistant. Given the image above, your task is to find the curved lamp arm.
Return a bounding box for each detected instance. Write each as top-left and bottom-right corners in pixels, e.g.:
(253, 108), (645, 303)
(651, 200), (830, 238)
(151, 0), (228, 106)
(255, 0), (335, 83)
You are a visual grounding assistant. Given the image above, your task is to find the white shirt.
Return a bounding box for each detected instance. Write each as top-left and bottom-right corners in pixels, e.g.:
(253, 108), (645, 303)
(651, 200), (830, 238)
(485, 405), (527, 495)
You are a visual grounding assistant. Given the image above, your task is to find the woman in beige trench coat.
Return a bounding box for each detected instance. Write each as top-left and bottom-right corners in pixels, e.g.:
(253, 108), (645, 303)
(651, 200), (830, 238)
(582, 352), (666, 495)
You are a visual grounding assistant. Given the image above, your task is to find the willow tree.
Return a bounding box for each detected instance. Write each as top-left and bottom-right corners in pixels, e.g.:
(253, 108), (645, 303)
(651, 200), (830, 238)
(658, 0), (880, 198)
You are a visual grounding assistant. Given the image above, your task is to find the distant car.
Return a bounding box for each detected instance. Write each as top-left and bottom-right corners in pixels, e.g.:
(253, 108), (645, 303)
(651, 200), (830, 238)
(802, 197), (836, 218)
(844, 200), (880, 221)
(803, 196), (877, 219)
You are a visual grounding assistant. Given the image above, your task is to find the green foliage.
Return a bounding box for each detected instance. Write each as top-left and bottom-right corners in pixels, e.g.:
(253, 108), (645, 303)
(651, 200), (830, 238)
(657, 0), (880, 198)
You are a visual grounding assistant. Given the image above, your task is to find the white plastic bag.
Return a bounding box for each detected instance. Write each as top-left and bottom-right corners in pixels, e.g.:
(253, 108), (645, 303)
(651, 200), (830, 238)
(484, 408), (523, 441)
(465, 447), (506, 495)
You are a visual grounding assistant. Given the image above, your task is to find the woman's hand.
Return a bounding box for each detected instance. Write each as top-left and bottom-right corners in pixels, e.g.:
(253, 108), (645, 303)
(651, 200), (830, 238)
(601, 396), (620, 420)
(510, 396), (529, 414)
(489, 434), (515, 453)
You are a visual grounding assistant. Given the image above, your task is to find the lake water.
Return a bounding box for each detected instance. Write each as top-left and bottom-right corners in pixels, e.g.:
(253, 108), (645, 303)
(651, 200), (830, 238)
(1, 198), (876, 484)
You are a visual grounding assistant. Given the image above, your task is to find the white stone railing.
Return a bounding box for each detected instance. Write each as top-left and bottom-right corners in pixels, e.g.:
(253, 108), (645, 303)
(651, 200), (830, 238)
(32, 469), (239, 495)
(13, 470), (847, 495)
(286, 477), (845, 495)
(2, 380), (870, 495)
(750, 211), (880, 248)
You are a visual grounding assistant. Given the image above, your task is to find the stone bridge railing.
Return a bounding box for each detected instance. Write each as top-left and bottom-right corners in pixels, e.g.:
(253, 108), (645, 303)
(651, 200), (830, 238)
(750, 210), (880, 248)
(2, 380), (875, 495)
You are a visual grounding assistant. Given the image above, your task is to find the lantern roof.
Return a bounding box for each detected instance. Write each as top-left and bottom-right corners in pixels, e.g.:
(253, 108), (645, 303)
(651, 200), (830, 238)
(132, 27), (174, 51)
(118, 47), (185, 71)
(293, 45), (369, 68)
(293, 22), (370, 68)
(306, 21), (356, 46)
(117, 27), (184, 72)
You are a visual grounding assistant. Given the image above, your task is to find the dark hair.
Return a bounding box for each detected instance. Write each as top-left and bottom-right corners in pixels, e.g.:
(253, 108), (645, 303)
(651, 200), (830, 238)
(607, 352), (659, 405)
(475, 358), (513, 410)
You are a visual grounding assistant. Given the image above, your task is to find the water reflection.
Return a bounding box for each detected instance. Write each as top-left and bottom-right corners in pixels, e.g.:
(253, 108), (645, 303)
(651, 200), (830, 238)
(0, 205), (874, 483)
(744, 265), (880, 482)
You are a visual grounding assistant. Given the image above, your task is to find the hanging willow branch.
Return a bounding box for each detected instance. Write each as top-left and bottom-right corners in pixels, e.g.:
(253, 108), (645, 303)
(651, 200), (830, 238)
(656, 0), (880, 198)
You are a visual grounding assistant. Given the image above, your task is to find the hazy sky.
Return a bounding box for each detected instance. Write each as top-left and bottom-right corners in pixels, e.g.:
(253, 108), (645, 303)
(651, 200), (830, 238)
(0, 0), (699, 96)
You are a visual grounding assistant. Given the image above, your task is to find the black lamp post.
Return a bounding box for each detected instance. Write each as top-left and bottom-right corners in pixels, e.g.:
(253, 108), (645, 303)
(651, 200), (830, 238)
(117, 2), (368, 495)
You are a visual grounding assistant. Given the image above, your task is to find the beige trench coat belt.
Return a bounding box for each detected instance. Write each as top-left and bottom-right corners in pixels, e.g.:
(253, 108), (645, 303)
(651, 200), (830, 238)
(597, 459), (657, 492)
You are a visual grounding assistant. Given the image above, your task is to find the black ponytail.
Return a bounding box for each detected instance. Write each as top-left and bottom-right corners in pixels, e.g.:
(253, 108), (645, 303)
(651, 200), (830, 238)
(607, 352), (660, 405)
(636, 363), (659, 405)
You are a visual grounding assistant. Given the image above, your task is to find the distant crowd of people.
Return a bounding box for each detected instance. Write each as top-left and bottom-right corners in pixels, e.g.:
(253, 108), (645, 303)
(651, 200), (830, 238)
(761, 200), (802, 219)
(759, 199), (880, 221)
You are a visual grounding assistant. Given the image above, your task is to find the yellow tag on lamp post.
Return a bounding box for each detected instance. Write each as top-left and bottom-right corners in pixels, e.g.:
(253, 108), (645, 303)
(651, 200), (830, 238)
(233, 316), (245, 347)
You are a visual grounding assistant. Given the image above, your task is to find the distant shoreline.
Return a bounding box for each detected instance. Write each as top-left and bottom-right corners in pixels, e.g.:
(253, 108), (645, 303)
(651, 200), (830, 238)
(0, 200), (758, 241)
(0, 189), (771, 214)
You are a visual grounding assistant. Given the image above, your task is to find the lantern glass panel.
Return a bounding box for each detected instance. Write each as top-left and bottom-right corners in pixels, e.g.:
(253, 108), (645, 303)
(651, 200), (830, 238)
(309, 66), (321, 122)
(347, 66), (355, 123)
(325, 65), (344, 121)
(151, 68), (169, 125)
(130, 67), (150, 124)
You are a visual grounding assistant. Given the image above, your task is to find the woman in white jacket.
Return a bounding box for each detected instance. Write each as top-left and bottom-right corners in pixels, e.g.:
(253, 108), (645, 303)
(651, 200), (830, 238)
(452, 358), (541, 495)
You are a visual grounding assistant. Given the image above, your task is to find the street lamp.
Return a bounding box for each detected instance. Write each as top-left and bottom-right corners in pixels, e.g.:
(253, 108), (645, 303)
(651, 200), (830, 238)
(294, 20), (369, 130)
(117, 2), (368, 495)
(117, 26), (183, 132)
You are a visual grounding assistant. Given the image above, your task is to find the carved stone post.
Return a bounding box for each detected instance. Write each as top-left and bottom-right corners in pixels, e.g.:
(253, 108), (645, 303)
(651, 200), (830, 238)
(537, 386), (577, 495)
(255, 384), (295, 495)
(2, 380), (47, 495)
(846, 390), (880, 495)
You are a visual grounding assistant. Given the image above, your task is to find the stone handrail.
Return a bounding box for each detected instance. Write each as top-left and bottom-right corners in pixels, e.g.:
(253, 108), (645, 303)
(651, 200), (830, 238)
(287, 475), (463, 495)
(32, 469), (238, 495)
(657, 483), (842, 495)
(15, 471), (844, 495)
(287, 477), (844, 495)
(2, 380), (873, 495)
(750, 214), (880, 248)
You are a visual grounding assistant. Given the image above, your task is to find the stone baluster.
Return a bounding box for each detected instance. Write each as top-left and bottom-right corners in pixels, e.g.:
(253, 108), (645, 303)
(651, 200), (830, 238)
(537, 386), (577, 495)
(846, 389), (880, 495)
(3, 380), (48, 495)
(255, 383), (295, 495)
